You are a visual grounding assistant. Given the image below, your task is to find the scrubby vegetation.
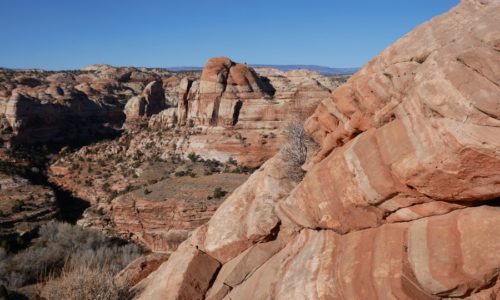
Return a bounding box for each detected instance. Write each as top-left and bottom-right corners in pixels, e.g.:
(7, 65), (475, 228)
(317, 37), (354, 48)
(0, 221), (141, 292)
(43, 265), (129, 300)
(282, 120), (315, 181)
(207, 187), (227, 200)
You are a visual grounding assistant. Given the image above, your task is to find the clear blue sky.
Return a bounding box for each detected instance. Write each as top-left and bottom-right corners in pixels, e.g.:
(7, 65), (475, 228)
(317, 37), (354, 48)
(0, 0), (459, 70)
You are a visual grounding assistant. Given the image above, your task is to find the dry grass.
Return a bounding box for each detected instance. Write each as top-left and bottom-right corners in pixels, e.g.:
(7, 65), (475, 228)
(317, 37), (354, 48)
(0, 221), (141, 288)
(43, 265), (129, 300)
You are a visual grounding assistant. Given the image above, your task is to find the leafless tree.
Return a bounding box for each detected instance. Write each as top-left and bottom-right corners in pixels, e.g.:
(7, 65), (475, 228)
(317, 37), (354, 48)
(282, 120), (309, 181)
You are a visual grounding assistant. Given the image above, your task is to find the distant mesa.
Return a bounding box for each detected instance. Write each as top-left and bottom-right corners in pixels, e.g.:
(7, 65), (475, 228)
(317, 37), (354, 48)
(167, 64), (358, 75)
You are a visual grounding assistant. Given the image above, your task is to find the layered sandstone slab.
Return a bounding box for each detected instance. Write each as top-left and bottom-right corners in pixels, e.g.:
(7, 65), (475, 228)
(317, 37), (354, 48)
(279, 0), (500, 233)
(134, 242), (220, 300)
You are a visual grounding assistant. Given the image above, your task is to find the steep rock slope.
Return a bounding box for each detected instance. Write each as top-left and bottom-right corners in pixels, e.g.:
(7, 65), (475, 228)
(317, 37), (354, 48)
(134, 1), (500, 299)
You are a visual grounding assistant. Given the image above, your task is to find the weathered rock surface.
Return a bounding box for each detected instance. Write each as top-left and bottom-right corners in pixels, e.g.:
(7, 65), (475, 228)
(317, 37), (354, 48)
(115, 252), (169, 287)
(134, 242), (220, 300)
(124, 81), (166, 122)
(280, 0), (500, 233)
(0, 66), (173, 145)
(134, 1), (500, 299)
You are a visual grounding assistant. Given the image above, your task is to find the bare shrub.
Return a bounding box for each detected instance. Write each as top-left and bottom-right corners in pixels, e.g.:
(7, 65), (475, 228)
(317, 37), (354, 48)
(43, 265), (129, 300)
(0, 221), (141, 288)
(282, 121), (310, 181)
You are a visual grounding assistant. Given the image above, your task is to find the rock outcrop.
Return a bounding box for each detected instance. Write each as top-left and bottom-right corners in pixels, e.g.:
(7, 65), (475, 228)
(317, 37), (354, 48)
(124, 81), (166, 122)
(134, 1), (500, 299)
(0, 66), (173, 145)
(178, 57), (274, 127)
(161, 57), (344, 166)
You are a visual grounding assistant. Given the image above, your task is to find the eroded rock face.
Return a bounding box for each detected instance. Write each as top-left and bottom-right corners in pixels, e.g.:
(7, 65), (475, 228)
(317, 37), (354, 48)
(115, 253), (169, 287)
(0, 66), (173, 145)
(133, 242), (220, 300)
(168, 58), (344, 167)
(279, 0), (500, 233)
(134, 1), (500, 299)
(124, 81), (166, 122)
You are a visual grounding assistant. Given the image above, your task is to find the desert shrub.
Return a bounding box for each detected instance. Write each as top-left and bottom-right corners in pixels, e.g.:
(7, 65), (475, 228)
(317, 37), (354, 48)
(282, 121), (309, 181)
(227, 157), (237, 166)
(0, 221), (141, 288)
(175, 169), (196, 178)
(102, 182), (111, 192)
(174, 170), (186, 177)
(43, 265), (129, 300)
(213, 187), (227, 199)
(187, 152), (200, 162)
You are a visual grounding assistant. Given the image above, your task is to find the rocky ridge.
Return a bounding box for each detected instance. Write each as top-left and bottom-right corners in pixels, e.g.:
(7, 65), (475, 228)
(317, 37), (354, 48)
(133, 1), (500, 299)
(0, 65), (177, 145)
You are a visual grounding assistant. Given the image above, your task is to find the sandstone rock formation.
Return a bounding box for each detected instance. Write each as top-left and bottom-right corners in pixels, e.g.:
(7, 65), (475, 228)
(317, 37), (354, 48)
(124, 81), (166, 122)
(0, 66), (172, 145)
(163, 57), (344, 166)
(177, 57), (274, 127)
(134, 1), (500, 299)
(115, 253), (169, 287)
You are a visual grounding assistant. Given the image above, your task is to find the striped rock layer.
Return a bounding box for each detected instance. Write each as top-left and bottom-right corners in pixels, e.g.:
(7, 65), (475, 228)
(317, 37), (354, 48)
(134, 1), (500, 299)
(171, 56), (340, 167)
